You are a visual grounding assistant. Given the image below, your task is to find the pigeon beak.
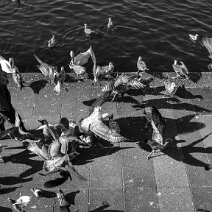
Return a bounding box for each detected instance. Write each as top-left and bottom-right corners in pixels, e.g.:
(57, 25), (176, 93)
(37, 120), (44, 125)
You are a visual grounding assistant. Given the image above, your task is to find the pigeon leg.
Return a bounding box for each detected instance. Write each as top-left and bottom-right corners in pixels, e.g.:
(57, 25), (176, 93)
(67, 161), (87, 181)
(111, 93), (117, 102)
(147, 150), (155, 160)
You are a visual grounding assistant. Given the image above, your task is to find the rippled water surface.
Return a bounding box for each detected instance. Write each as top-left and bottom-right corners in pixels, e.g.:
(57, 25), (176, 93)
(0, 0), (212, 73)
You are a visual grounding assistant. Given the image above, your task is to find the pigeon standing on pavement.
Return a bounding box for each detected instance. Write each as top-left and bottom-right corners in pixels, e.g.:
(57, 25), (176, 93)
(172, 60), (189, 80)
(56, 188), (70, 212)
(137, 56), (149, 76)
(31, 188), (43, 198)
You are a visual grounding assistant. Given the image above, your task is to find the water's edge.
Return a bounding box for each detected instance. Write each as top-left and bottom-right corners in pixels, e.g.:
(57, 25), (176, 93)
(7, 72), (212, 88)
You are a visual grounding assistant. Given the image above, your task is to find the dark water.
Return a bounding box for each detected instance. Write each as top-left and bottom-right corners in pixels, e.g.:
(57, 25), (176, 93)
(0, 0), (212, 73)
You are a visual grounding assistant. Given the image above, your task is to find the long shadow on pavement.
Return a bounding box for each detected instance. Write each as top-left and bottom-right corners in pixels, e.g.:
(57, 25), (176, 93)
(75, 146), (133, 166)
(133, 97), (211, 113)
(116, 114), (205, 143)
(3, 148), (43, 179)
(0, 206), (12, 212)
(0, 186), (22, 195)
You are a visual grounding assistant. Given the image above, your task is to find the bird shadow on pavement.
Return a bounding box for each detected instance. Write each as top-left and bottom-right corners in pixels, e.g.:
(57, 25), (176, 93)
(44, 170), (71, 188)
(0, 175), (32, 186)
(133, 97), (211, 114)
(75, 145), (133, 166)
(174, 85), (203, 100)
(89, 203), (124, 212)
(64, 190), (80, 206)
(64, 74), (78, 83)
(188, 72), (203, 83)
(40, 189), (57, 198)
(115, 95), (143, 105)
(162, 132), (212, 169)
(196, 209), (211, 212)
(115, 116), (147, 143)
(0, 206), (12, 212)
(29, 79), (48, 94)
(0, 186), (22, 195)
(3, 148), (43, 179)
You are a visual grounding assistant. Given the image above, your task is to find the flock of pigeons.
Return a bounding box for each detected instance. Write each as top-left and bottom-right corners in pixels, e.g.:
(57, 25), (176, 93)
(0, 17), (212, 211)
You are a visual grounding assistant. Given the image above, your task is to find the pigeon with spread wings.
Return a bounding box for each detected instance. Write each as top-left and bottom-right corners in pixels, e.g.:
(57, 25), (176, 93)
(0, 56), (17, 73)
(79, 106), (126, 143)
(143, 106), (172, 159)
(32, 119), (87, 181)
(34, 53), (57, 83)
(101, 73), (145, 101)
(202, 37), (212, 59)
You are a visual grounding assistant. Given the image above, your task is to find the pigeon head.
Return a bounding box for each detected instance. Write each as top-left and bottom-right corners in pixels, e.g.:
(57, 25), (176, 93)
(38, 119), (48, 125)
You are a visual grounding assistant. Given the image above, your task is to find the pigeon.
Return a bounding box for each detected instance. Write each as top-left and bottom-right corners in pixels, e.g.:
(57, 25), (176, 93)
(70, 46), (93, 66)
(189, 34), (199, 43)
(12, 69), (26, 90)
(143, 106), (173, 159)
(0, 56), (16, 73)
(69, 61), (86, 80)
(34, 119), (87, 181)
(101, 73), (145, 101)
(48, 34), (56, 48)
(202, 37), (212, 59)
(53, 66), (66, 95)
(91, 50), (114, 84)
(34, 53), (58, 83)
(79, 106), (126, 143)
(172, 60), (189, 79)
(56, 189), (70, 212)
(108, 114), (121, 134)
(143, 106), (166, 145)
(137, 56), (149, 75)
(107, 17), (113, 29)
(84, 24), (95, 37)
(8, 196), (31, 212)
(31, 188), (43, 198)
(164, 79), (177, 96)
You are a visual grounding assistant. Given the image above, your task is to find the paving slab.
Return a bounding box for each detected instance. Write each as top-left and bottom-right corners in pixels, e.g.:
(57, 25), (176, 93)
(89, 188), (125, 212)
(125, 186), (160, 212)
(90, 150), (123, 189)
(158, 188), (195, 212)
(191, 187), (212, 212)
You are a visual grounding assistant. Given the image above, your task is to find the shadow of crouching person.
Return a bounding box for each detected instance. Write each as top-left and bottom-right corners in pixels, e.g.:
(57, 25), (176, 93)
(0, 70), (15, 132)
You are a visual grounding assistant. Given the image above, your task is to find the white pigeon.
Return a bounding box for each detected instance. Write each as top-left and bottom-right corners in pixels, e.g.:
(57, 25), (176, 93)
(0, 56), (17, 73)
(189, 34), (199, 42)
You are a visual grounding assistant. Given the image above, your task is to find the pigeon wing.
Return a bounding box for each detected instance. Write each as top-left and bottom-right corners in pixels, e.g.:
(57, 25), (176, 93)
(114, 74), (129, 88)
(172, 64), (182, 75)
(90, 121), (125, 143)
(127, 78), (145, 89)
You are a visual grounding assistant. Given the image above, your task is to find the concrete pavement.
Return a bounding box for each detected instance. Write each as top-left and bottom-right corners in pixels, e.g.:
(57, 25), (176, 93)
(0, 72), (212, 211)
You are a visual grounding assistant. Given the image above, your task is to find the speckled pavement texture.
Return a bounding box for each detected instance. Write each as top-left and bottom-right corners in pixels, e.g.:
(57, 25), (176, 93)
(0, 72), (212, 212)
